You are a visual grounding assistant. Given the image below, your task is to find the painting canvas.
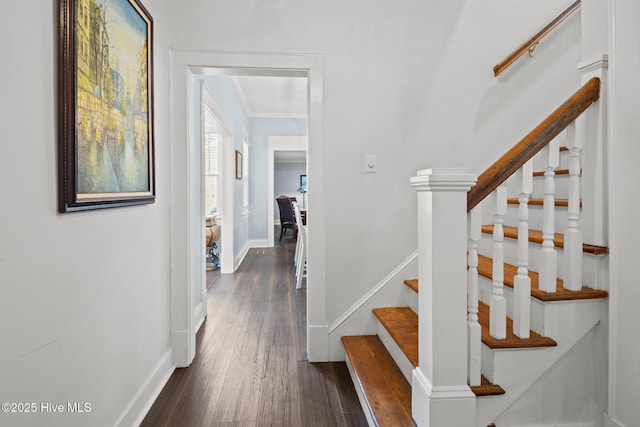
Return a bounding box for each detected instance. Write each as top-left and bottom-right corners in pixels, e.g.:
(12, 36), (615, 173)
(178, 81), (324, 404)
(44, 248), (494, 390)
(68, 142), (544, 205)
(59, 0), (154, 212)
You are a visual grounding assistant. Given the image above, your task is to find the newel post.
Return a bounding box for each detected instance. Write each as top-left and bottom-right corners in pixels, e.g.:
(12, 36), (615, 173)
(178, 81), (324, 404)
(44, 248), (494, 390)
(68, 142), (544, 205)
(410, 168), (477, 427)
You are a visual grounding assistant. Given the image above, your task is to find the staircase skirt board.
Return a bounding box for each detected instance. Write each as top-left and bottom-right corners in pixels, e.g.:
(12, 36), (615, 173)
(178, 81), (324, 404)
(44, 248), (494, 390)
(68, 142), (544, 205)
(477, 299), (606, 426)
(341, 335), (415, 426)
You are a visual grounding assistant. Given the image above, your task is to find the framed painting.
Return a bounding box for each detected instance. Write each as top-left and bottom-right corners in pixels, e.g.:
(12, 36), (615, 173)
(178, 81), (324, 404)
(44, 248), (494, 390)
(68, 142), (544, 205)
(58, 0), (154, 212)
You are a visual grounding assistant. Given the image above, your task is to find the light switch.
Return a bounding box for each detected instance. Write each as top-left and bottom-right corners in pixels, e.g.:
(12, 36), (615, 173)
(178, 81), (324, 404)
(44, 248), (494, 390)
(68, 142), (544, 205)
(365, 155), (376, 173)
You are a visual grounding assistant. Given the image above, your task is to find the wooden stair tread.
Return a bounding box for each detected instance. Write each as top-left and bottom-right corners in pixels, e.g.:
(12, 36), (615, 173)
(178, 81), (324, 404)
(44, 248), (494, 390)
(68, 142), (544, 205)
(471, 375), (506, 396)
(341, 335), (415, 426)
(481, 225), (609, 255)
(478, 301), (557, 349)
(533, 169), (570, 177)
(370, 306), (505, 397)
(372, 307), (419, 367)
(477, 255), (609, 302)
(403, 279), (419, 293)
(507, 198), (578, 207)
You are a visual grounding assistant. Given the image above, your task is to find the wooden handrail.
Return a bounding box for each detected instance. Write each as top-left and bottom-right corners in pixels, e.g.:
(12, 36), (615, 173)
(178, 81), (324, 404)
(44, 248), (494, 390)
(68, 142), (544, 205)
(493, 0), (581, 77)
(467, 77), (600, 211)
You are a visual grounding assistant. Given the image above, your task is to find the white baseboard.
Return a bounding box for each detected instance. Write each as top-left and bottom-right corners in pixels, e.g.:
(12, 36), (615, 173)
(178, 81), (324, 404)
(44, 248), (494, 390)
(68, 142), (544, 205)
(115, 349), (174, 427)
(234, 241), (250, 271)
(249, 239), (268, 248)
(307, 324), (329, 362)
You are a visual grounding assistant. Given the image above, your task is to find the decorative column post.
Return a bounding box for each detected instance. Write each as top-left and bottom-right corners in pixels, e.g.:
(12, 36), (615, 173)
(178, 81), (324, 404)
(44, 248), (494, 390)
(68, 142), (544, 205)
(410, 168), (477, 427)
(578, 55), (608, 249)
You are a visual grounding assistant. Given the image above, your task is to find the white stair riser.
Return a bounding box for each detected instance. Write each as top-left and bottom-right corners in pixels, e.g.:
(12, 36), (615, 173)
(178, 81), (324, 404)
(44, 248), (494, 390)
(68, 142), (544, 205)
(530, 174), (571, 200)
(477, 275), (546, 336)
(404, 286), (419, 315)
(477, 299), (606, 427)
(531, 149), (572, 171)
(507, 174), (571, 200)
(501, 205), (569, 240)
(376, 321), (413, 384)
(477, 235), (608, 289)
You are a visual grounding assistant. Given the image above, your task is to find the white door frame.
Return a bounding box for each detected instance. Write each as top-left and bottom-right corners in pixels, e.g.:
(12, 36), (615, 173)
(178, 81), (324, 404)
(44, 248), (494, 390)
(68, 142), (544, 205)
(170, 50), (328, 367)
(268, 136), (308, 247)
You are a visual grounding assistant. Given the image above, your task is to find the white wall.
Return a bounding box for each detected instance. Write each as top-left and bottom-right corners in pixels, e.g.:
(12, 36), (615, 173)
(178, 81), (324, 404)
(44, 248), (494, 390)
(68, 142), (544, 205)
(0, 1), (174, 426)
(606, 1), (640, 425)
(165, 0), (583, 347)
(274, 162), (307, 219)
(167, 0), (429, 329)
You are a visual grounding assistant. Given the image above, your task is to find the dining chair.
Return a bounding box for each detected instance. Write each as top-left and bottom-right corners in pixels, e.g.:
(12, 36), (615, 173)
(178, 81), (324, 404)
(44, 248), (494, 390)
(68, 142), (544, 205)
(276, 196), (297, 241)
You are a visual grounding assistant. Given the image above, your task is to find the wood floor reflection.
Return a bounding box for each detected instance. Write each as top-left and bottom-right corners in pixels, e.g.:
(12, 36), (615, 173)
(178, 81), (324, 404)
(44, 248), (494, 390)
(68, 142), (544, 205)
(141, 233), (367, 426)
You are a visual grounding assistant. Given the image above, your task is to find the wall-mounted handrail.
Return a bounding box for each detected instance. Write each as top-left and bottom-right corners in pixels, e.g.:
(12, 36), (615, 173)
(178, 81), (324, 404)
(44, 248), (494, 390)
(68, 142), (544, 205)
(493, 0), (581, 77)
(467, 76), (600, 211)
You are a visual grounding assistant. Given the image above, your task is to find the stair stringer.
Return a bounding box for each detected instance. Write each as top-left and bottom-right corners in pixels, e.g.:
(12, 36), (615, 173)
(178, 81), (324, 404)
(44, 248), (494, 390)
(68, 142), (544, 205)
(491, 325), (607, 427)
(476, 298), (607, 427)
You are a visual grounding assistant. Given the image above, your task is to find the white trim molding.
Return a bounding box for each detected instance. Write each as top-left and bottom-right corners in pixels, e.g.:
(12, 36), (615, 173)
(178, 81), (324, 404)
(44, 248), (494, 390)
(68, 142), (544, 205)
(235, 240), (251, 271)
(170, 50), (326, 366)
(115, 350), (174, 427)
(249, 239), (269, 248)
(329, 251), (418, 334)
(605, 415), (626, 427)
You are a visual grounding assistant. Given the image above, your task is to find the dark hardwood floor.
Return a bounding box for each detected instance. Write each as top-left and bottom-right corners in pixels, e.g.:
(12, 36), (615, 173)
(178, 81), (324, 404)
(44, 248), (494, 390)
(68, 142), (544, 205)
(142, 230), (367, 427)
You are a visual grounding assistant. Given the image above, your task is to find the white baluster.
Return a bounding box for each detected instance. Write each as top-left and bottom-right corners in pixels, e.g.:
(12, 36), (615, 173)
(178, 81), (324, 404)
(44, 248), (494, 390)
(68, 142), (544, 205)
(467, 205), (481, 387)
(513, 161), (532, 339)
(490, 186), (507, 340)
(564, 145), (583, 291)
(539, 138), (559, 293)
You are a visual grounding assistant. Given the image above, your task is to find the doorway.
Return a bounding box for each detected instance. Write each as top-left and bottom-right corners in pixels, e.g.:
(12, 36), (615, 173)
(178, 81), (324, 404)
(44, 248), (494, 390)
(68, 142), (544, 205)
(268, 136), (308, 247)
(201, 82), (235, 274)
(169, 51), (327, 367)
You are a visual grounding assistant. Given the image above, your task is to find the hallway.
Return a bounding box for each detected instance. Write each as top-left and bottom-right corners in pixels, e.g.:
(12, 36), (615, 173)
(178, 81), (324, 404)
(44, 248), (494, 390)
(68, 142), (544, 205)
(141, 235), (367, 426)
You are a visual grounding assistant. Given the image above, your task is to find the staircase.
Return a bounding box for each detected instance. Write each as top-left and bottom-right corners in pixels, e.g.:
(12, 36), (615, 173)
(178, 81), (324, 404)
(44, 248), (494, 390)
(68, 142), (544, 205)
(341, 76), (609, 426)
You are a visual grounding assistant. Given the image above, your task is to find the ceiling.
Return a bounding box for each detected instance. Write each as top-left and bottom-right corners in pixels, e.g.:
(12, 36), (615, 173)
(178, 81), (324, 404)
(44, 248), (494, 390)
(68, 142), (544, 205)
(232, 75), (308, 163)
(232, 75), (308, 118)
(199, 70), (308, 162)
